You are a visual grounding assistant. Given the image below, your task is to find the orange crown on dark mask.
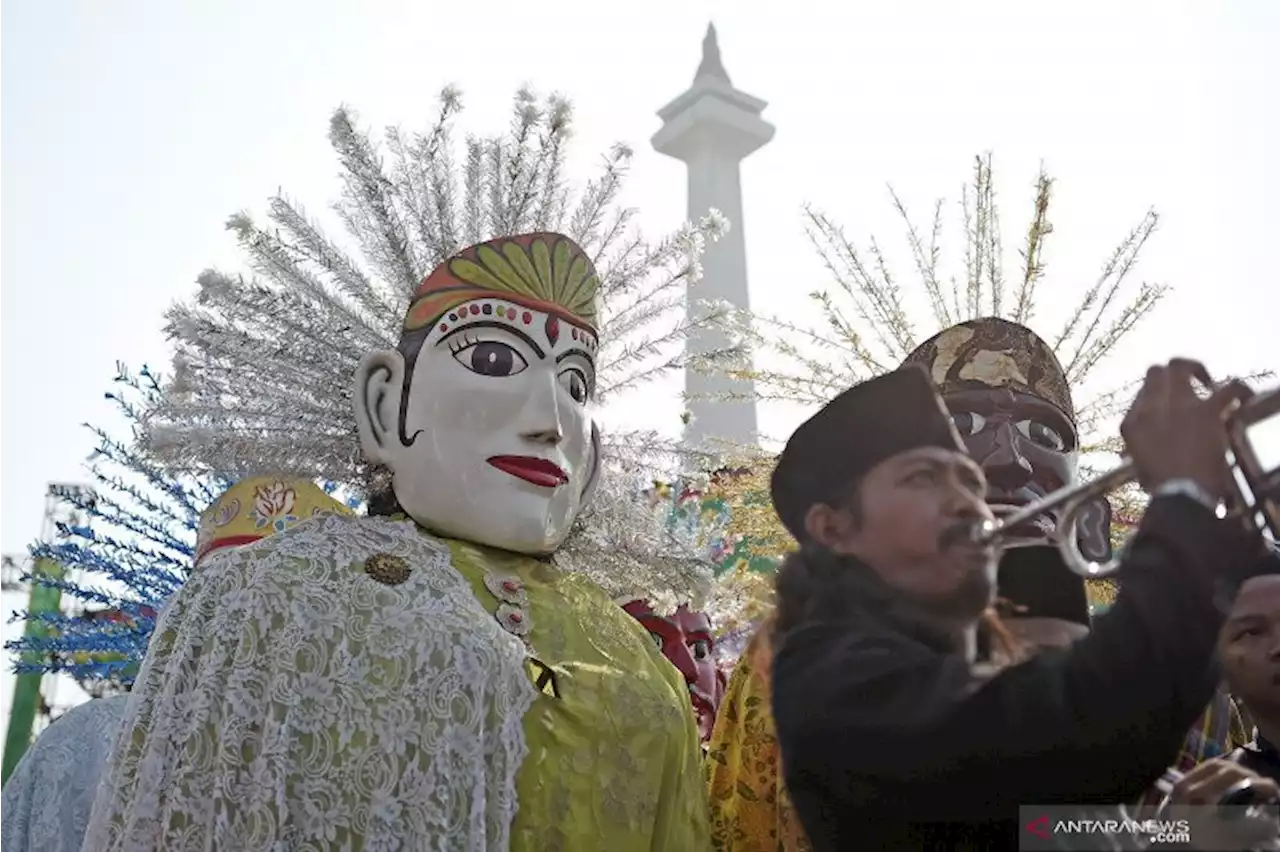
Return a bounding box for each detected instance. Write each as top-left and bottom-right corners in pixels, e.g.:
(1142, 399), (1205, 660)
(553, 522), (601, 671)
(900, 316), (1074, 422)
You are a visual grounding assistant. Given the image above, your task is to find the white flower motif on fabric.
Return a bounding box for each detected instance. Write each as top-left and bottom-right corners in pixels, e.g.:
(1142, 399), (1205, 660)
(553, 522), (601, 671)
(0, 693), (129, 852)
(82, 513), (536, 852)
(248, 480), (299, 531)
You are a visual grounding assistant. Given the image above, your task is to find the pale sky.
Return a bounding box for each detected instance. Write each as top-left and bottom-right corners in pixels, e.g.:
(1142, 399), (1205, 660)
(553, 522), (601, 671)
(2, 1), (1278, 714)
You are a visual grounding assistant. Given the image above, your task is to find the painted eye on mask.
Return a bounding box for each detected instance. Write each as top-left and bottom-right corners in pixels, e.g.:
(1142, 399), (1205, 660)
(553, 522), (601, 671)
(450, 338), (529, 378)
(951, 411), (986, 436)
(558, 367), (589, 404)
(690, 639), (711, 661)
(1016, 419), (1066, 451)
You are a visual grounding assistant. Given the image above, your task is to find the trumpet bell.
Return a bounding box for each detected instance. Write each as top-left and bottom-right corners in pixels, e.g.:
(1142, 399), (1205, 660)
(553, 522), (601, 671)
(1229, 385), (1280, 544)
(974, 384), (1280, 579)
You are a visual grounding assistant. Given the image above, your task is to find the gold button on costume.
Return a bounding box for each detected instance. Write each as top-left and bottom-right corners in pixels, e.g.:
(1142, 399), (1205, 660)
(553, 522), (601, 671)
(364, 552), (411, 585)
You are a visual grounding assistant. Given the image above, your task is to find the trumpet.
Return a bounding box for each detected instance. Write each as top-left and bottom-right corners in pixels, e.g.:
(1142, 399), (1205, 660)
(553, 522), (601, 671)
(973, 384), (1280, 579)
(1076, 768), (1280, 852)
(1147, 767), (1280, 851)
(1153, 766), (1280, 813)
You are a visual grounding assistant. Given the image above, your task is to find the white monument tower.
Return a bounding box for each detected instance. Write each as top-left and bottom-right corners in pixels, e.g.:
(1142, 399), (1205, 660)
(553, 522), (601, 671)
(652, 23), (774, 452)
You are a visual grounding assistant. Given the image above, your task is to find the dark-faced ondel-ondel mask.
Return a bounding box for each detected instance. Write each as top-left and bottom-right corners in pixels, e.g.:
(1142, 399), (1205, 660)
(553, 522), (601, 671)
(901, 318), (1113, 581)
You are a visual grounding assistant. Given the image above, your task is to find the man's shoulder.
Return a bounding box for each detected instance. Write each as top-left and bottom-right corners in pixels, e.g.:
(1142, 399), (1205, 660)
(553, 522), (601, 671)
(775, 617), (940, 669)
(771, 617), (966, 724)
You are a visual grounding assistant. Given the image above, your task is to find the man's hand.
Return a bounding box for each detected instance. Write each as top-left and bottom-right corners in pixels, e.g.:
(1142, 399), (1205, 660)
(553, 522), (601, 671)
(1121, 359), (1253, 501)
(1163, 760), (1280, 850)
(1167, 759), (1279, 807)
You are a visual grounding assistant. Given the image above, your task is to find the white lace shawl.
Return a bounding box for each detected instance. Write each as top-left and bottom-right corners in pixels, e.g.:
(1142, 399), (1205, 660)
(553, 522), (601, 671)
(81, 513), (536, 852)
(1, 693), (128, 852)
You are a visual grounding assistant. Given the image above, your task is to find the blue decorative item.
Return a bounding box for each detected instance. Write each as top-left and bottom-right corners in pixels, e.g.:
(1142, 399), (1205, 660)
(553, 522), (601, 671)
(4, 365), (225, 689)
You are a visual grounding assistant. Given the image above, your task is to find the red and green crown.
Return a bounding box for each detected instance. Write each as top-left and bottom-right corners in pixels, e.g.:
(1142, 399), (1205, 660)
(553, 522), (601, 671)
(403, 232), (600, 338)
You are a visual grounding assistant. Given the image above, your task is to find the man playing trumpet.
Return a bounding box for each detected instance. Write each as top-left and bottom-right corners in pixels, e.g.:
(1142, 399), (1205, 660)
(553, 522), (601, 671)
(706, 319), (1252, 850)
(904, 319), (1247, 772)
(768, 358), (1273, 848)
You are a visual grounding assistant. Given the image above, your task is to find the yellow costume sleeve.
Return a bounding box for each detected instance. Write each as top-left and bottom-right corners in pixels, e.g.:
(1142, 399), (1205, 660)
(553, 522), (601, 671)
(652, 649), (716, 851)
(706, 630), (811, 852)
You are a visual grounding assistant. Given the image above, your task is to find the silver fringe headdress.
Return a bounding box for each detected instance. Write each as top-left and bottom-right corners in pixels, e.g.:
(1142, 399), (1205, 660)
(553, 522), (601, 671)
(142, 87), (735, 612)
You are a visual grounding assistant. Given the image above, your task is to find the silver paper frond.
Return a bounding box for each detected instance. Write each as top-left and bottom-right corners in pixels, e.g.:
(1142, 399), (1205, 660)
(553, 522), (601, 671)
(140, 87), (734, 608)
(557, 432), (721, 611)
(693, 153), (1239, 622)
(723, 154), (1170, 422)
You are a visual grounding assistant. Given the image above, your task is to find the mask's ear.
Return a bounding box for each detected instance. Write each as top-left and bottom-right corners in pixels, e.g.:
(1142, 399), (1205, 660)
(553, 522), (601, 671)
(578, 422), (603, 508)
(1074, 495), (1113, 563)
(354, 350), (407, 466)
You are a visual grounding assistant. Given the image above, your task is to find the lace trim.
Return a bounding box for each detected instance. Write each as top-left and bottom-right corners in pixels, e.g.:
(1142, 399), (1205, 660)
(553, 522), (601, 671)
(83, 513), (536, 851)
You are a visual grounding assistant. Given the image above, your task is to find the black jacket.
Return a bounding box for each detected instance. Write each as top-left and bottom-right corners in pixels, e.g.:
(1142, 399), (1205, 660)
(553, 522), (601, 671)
(771, 495), (1273, 850)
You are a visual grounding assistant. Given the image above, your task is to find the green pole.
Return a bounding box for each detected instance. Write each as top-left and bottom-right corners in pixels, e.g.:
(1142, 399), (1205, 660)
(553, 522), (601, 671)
(2, 558), (64, 786)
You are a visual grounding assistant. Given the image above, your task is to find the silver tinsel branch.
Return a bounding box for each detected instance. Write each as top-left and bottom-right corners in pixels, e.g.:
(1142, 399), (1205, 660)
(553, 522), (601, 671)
(707, 154), (1169, 426)
(140, 86), (735, 609)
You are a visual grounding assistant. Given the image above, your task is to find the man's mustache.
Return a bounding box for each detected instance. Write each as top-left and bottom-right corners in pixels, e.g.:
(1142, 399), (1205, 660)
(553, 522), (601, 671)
(938, 519), (982, 551)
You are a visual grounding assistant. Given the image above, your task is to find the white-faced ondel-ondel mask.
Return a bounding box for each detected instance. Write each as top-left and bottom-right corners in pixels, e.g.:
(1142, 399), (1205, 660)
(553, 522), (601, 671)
(355, 232), (602, 555)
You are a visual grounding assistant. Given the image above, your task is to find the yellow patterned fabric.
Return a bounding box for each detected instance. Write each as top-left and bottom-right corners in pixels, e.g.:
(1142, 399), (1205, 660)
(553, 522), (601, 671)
(194, 474), (353, 565)
(706, 629), (811, 852)
(1136, 688), (1250, 808)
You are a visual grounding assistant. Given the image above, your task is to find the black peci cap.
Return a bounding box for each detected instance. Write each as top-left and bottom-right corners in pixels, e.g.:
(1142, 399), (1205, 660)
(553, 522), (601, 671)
(770, 364), (968, 543)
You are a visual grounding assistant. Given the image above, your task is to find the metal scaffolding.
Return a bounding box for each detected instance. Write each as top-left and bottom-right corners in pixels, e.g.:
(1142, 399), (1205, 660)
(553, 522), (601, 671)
(1, 483), (95, 785)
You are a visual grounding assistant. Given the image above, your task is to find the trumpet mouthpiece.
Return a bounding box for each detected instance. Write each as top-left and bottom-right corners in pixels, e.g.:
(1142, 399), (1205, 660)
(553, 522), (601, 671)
(970, 519), (1000, 547)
